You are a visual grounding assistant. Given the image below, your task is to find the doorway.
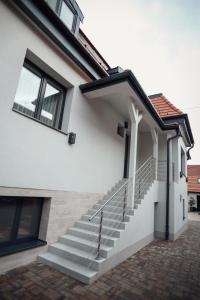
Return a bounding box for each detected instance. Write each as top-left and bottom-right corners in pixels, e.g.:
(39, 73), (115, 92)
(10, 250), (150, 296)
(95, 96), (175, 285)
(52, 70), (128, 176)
(197, 196), (200, 211)
(123, 134), (131, 178)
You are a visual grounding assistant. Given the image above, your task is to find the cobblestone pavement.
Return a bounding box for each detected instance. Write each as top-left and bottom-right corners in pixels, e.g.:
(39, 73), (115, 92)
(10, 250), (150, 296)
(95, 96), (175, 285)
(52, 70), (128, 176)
(0, 220), (200, 300)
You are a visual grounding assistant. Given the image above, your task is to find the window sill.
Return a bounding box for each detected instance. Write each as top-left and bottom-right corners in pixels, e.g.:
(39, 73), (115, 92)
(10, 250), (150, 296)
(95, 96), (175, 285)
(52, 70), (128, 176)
(0, 239), (47, 258)
(12, 109), (69, 137)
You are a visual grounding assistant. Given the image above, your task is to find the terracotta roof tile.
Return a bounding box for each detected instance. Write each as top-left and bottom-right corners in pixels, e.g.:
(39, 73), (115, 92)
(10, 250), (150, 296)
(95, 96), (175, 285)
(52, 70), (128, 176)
(188, 166), (200, 193)
(149, 94), (183, 118)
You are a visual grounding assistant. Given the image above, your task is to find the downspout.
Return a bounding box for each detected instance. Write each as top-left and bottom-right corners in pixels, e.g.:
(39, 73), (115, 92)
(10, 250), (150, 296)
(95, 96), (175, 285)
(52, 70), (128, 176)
(166, 128), (181, 240)
(187, 144), (194, 160)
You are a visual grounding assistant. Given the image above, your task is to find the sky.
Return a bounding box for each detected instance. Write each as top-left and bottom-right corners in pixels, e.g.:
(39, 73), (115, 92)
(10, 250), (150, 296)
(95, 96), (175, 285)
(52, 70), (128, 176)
(78, 0), (200, 164)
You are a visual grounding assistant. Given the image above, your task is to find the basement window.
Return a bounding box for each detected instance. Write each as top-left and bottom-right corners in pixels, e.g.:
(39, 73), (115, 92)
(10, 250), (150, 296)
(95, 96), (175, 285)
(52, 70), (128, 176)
(0, 197), (46, 257)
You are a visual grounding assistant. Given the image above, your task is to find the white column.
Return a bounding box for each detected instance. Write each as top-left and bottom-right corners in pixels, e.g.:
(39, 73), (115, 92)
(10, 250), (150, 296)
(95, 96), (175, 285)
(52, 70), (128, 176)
(128, 103), (142, 209)
(151, 129), (158, 180)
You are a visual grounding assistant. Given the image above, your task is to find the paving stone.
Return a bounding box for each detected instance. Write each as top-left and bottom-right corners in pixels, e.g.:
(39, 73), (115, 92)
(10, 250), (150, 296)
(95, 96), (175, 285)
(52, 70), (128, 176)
(0, 220), (200, 299)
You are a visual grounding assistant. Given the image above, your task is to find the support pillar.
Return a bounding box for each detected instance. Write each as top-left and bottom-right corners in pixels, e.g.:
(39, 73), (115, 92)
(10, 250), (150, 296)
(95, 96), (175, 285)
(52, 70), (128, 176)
(128, 103), (142, 209)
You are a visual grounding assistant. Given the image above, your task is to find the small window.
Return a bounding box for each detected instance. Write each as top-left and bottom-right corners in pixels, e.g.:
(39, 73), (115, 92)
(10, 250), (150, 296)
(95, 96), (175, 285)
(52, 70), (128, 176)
(198, 178), (200, 184)
(45, 0), (76, 32)
(60, 1), (74, 30)
(13, 61), (66, 130)
(181, 148), (186, 175)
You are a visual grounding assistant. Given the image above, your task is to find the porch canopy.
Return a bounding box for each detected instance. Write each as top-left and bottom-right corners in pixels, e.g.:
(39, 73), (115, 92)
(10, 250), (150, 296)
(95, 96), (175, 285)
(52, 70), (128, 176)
(79, 70), (177, 132)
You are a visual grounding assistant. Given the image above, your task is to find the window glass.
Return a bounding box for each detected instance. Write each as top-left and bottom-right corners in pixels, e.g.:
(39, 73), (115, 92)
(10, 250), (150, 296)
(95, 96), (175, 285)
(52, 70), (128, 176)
(45, 0), (58, 11)
(0, 198), (16, 243)
(13, 67), (41, 117)
(60, 1), (74, 30)
(181, 148), (186, 175)
(17, 198), (42, 240)
(40, 83), (62, 127)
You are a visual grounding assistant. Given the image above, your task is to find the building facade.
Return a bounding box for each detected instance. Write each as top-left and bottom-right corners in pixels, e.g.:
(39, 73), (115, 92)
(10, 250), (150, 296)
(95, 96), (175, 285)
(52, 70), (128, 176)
(0, 0), (194, 283)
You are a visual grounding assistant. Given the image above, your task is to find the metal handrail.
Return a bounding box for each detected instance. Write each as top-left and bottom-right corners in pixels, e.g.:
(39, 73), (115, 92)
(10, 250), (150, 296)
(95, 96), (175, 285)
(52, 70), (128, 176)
(88, 177), (132, 260)
(136, 155), (153, 175)
(88, 179), (131, 222)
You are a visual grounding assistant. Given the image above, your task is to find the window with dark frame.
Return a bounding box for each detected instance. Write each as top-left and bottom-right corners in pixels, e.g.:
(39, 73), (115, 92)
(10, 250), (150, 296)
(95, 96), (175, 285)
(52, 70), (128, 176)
(45, 0), (77, 32)
(13, 60), (66, 130)
(181, 148), (186, 176)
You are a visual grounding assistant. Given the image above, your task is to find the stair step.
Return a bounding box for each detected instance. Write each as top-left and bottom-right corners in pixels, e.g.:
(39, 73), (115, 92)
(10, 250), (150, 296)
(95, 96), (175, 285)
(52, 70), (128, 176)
(98, 199), (125, 208)
(68, 227), (117, 246)
(82, 215), (126, 229)
(74, 221), (121, 238)
(93, 204), (134, 215)
(38, 253), (97, 284)
(48, 243), (104, 271)
(59, 234), (112, 258)
(87, 209), (130, 222)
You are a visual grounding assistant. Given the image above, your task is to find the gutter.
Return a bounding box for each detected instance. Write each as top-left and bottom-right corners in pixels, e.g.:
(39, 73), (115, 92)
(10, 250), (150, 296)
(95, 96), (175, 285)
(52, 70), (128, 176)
(80, 70), (179, 132)
(187, 144), (194, 160)
(165, 128), (181, 240)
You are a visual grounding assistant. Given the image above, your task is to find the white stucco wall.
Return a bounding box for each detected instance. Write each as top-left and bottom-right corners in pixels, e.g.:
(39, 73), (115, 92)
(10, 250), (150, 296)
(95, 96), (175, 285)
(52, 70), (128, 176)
(0, 2), (125, 194)
(171, 137), (188, 238)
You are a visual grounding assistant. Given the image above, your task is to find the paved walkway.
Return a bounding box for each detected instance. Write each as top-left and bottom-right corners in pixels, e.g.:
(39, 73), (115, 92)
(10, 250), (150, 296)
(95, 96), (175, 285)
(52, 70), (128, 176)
(0, 220), (200, 300)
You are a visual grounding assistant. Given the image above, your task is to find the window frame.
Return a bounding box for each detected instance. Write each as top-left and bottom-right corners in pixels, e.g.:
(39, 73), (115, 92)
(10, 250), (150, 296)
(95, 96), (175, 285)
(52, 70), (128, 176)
(13, 60), (67, 132)
(180, 147), (186, 178)
(55, 0), (77, 33)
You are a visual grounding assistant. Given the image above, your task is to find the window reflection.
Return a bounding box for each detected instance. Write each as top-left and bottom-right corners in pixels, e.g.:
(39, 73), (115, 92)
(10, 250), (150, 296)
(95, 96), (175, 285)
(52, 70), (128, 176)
(13, 67), (41, 117)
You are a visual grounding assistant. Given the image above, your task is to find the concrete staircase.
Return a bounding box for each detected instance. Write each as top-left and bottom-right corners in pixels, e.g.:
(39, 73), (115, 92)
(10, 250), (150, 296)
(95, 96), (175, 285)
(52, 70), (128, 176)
(39, 174), (154, 284)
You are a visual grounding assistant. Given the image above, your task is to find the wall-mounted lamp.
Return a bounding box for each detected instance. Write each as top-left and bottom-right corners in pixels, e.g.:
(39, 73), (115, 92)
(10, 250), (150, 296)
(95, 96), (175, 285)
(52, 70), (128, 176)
(68, 132), (76, 145)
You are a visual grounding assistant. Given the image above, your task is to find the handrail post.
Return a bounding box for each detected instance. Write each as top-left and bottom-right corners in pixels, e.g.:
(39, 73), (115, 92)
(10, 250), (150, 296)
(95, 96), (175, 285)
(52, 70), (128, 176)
(122, 184), (127, 221)
(95, 210), (104, 260)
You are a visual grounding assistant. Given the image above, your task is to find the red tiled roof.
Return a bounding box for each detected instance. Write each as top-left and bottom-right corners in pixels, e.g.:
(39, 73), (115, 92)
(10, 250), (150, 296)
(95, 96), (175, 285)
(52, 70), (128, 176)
(149, 94), (183, 118)
(188, 165), (200, 193)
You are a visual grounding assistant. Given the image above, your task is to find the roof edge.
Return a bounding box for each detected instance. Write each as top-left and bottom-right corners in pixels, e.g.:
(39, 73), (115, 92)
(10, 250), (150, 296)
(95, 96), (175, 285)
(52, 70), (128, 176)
(80, 70), (180, 132)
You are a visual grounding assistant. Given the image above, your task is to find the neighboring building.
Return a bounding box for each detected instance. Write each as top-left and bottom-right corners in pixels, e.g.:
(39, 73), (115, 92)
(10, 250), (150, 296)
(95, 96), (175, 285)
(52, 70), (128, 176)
(188, 165), (200, 211)
(0, 0), (194, 283)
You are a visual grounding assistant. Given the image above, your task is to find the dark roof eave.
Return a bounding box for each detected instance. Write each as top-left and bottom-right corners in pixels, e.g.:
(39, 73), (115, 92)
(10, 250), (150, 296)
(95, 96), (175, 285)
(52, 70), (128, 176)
(13, 0), (108, 80)
(162, 114), (194, 145)
(80, 70), (179, 132)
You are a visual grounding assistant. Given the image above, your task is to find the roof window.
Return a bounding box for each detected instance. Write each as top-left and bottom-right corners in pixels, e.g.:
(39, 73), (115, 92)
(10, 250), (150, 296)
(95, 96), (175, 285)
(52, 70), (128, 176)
(45, 0), (84, 35)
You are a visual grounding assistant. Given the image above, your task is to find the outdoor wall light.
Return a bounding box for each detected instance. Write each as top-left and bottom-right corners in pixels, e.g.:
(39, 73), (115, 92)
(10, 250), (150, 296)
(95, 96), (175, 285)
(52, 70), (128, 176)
(68, 132), (76, 145)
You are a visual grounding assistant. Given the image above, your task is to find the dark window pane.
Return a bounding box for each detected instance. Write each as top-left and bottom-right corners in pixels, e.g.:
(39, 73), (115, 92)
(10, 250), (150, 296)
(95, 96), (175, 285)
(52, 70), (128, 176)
(13, 67), (41, 117)
(40, 83), (62, 127)
(60, 1), (74, 30)
(17, 198), (42, 240)
(0, 198), (16, 243)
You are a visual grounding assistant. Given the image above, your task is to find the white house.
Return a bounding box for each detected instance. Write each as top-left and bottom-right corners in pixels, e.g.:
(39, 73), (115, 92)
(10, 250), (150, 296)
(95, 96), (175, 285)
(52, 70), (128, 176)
(188, 165), (200, 211)
(0, 0), (194, 283)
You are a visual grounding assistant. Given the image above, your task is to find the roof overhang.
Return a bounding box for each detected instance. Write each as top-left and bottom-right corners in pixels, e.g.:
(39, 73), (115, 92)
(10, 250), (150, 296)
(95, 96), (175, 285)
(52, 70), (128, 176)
(163, 115), (194, 146)
(80, 70), (179, 132)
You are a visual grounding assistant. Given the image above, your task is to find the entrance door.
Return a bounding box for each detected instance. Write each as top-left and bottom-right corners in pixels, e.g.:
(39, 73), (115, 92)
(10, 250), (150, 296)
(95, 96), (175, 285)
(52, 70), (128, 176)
(0, 197), (43, 247)
(123, 134), (131, 178)
(197, 196), (200, 211)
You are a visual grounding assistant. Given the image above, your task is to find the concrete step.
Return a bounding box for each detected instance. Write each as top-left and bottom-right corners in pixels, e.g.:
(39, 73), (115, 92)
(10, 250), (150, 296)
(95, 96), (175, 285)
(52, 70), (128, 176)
(87, 209), (130, 222)
(98, 199), (125, 208)
(59, 234), (112, 258)
(48, 242), (104, 271)
(82, 215), (126, 229)
(68, 227), (117, 247)
(93, 204), (134, 215)
(74, 220), (121, 238)
(38, 252), (97, 284)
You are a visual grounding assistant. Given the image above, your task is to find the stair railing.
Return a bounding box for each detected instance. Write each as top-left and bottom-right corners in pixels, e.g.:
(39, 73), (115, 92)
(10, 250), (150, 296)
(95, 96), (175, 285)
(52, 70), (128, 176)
(88, 177), (133, 260)
(135, 155), (156, 202)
